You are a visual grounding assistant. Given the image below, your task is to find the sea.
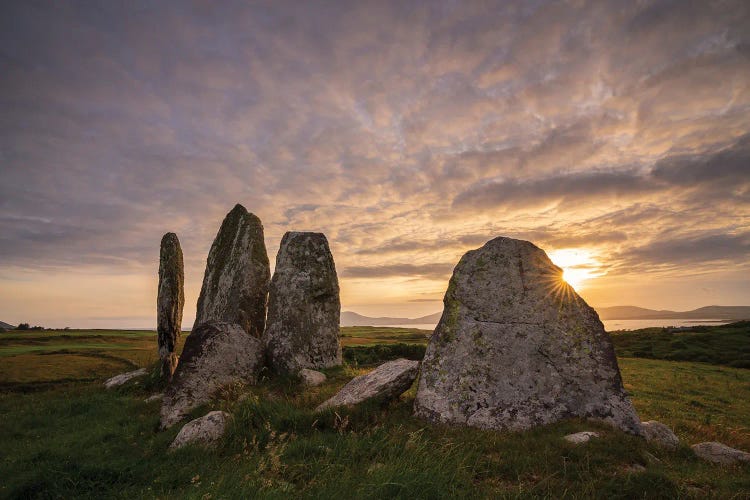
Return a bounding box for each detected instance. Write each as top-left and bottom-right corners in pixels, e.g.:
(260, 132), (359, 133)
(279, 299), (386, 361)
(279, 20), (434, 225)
(380, 318), (732, 332)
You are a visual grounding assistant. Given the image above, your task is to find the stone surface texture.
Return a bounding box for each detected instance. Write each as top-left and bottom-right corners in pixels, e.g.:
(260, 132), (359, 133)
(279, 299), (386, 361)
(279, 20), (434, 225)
(640, 420), (679, 449)
(169, 411), (230, 450)
(104, 368), (148, 389)
(299, 368), (327, 387)
(316, 358), (419, 411)
(157, 232), (184, 377)
(564, 431), (600, 444)
(160, 322), (263, 428)
(264, 231), (341, 374)
(194, 204), (270, 337)
(691, 442), (750, 465)
(414, 237), (641, 434)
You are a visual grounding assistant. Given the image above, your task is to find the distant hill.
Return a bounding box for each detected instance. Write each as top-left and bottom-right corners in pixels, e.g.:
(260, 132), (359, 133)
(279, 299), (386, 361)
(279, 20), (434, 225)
(341, 311), (441, 327)
(597, 305), (750, 321)
(341, 305), (750, 327)
(0, 320), (16, 329)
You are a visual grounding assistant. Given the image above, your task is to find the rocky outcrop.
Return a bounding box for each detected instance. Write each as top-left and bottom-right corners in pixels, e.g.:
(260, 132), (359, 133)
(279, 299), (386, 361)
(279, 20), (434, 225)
(414, 237), (641, 434)
(157, 232), (184, 378)
(640, 421), (679, 449)
(104, 368), (148, 389)
(691, 442), (750, 465)
(194, 204), (270, 337)
(564, 431), (599, 444)
(160, 322), (264, 429)
(169, 411), (230, 450)
(299, 368), (327, 387)
(264, 232), (341, 374)
(316, 359), (419, 411)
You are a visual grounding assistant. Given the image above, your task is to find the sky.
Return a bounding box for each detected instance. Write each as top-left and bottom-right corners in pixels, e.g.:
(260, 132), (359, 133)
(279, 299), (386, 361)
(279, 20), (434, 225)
(1, 0), (749, 328)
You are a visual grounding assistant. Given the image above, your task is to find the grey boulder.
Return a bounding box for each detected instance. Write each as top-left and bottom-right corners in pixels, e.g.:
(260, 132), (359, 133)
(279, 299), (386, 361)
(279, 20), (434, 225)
(264, 231), (341, 374)
(414, 237), (641, 434)
(316, 358), (419, 411)
(194, 204), (270, 337)
(104, 368), (148, 389)
(300, 368), (327, 387)
(691, 442), (750, 465)
(169, 411), (230, 450)
(640, 421), (679, 449)
(157, 232), (184, 378)
(160, 322), (263, 429)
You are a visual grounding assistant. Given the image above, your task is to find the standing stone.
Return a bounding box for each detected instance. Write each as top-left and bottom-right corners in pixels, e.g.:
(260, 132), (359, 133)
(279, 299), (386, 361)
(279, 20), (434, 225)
(157, 232), (184, 378)
(160, 321), (264, 429)
(414, 237), (641, 434)
(194, 204), (270, 337)
(263, 232), (341, 374)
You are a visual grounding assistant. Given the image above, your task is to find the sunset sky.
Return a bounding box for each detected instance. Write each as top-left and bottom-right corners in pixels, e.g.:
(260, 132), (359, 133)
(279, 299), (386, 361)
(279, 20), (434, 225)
(1, 1), (749, 328)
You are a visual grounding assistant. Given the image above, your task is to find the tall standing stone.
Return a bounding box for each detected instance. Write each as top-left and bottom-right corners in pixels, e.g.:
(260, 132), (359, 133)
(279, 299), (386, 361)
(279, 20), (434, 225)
(193, 204), (270, 337)
(414, 236), (641, 434)
(264, 231), (341, 374)
(157, 232), (184, 378)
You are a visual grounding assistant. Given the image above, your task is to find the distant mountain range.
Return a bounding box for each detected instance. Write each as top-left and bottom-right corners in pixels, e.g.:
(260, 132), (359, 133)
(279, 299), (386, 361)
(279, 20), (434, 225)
(341, 305), (750, 327)
(0, 320), (16, 329)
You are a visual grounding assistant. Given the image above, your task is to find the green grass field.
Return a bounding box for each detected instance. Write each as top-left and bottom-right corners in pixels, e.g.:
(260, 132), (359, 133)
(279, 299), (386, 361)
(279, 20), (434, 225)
(1, 325), (749, 498)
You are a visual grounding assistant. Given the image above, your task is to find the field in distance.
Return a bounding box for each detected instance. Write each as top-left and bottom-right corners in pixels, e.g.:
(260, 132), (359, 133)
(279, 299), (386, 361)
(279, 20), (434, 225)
(0, 324), (748, 497)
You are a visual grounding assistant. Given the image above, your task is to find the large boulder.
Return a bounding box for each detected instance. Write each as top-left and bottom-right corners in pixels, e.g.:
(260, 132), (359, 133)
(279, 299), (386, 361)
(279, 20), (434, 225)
(691, 442), (750, 465)
(169, 411), (231, 450)
(160, 322), (263, 429)
(264, 232), (341, 374)
(414, 237), (641, 434)
(194, 204), (270, 337)
(316, 358), (419, 411)
(157, 232), (184, 378)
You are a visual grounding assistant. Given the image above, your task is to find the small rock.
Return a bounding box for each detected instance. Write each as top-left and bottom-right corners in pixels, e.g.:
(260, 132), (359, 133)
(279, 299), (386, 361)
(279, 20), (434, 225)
(640, 420), (679, 449)
(300, 369), (327, 387)
(169, 411), (230, 450)
(104, 368), (148, 389)
(316, 359), (419, 411)
(691, 442), (750, 465)
(621, 464), (646, 474)
(564, 431), (600, 444)
(144, 393), (163, 403)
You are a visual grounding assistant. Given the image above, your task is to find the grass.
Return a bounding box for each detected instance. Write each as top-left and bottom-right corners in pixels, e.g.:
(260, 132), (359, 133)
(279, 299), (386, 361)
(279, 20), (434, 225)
(0, 325), (749, 498)
(611, 321), (750, 369)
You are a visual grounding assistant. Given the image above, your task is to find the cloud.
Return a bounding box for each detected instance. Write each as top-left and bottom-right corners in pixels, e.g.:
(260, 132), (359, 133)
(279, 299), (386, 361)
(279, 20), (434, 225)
(341, 263), (455, 280)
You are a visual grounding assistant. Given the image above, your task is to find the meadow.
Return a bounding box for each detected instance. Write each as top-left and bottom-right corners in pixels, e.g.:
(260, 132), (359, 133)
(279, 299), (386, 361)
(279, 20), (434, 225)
(1, 325), (749, 498)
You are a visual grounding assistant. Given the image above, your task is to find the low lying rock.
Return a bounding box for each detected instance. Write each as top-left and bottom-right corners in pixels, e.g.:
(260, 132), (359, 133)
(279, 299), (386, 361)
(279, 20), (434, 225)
(316, 359), (419, 411)
(104, 368), (148, 389)
(160, 321), (264, 429)
(169, 411), (230, 450)
(564, 431), (600, 444)
(691, 442), (750, 465)
(640, 420), (679, 449)
(144, 393), (163, 403)
(300, 369), (326, 387)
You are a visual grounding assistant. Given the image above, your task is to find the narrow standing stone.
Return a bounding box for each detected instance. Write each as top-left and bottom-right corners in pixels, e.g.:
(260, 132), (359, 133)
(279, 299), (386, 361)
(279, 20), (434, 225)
(157, 232), (184, 378)
(193, 204), (270, 337)
(263, 231), (341, 374)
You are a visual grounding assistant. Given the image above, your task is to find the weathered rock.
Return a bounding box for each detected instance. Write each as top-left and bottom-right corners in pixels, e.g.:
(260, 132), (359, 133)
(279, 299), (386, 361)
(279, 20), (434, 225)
(145, 393), (163, 403)
(169, 411), (230, 450)
(414, 237), (641, 434)
(160, 322), (263, 429)
(194, 204), (270, 337)
(640, 420), (679, 449)
(157, 232), (184, 378)
(316, 359), (419, 411)
(564, 431), (600, 444)
(691, 442), (750, 465)
(104, 368), (148, 389)
(299, 368), (326, 387)
(264, 232), (341, 374)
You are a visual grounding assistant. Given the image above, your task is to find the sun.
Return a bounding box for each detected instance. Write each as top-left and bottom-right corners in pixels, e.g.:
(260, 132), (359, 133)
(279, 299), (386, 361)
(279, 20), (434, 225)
(547, 248), (602, 291)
